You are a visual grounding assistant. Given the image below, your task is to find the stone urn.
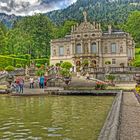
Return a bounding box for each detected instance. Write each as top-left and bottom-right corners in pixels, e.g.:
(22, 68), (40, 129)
(6, 73), (14, 86)
(64, 77), (71, 85)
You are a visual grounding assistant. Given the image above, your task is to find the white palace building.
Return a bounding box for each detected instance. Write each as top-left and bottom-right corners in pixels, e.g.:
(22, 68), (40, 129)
(50, 11), (135, 70)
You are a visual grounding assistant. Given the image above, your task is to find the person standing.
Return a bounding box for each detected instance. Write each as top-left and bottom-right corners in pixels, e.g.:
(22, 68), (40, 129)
(38, 77), (41, 88)
(29, 77), (34, 88)
(15, 77), (20, 93)
(40, 75), (45, 89)
(19, 77), (24, 93)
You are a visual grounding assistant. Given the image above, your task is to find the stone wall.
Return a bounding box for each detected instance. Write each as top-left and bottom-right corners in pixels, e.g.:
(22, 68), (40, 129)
(98, 91), (123, 140)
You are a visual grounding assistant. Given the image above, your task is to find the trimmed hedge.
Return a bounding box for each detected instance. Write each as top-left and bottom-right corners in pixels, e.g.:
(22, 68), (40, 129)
(34, 58), (49, 65)
(5, 65), (15, 71)
(0, 55), (49, 68)
(0, 55), (28, 68)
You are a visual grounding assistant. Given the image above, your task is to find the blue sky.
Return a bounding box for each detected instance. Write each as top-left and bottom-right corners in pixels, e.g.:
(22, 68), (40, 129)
(0, 0), (77, 16)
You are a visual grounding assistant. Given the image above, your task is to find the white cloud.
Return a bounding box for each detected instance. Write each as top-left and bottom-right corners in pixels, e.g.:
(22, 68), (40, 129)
(0, 0), (77, 16)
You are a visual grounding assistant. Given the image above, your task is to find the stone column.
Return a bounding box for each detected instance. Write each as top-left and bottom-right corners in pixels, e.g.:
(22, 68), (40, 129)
(81, 40), (83, 54)
(98, 41), (101, 56)
(72, 40), (76, 55)
(88, 40), (91, 54)
(71, 43), (74, 55)
(98, 40), (102, 67)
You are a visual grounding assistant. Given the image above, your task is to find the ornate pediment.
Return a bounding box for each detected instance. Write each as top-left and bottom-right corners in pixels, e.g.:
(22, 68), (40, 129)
(75, 22), (95, 32)
(71, 11), (101, 33)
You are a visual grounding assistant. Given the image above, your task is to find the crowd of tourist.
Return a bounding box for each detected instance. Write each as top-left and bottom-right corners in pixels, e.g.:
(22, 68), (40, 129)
(11, 77), (24, 93)
(10, 75), (48, 93)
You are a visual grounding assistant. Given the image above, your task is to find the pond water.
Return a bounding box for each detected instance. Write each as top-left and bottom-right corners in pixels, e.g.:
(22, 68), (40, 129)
(0, 95), (114, 140)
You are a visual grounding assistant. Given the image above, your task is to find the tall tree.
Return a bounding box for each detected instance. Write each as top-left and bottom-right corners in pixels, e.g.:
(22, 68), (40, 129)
(15, 14), (54, 58)
(0, 22), (7, 54)
(122, 11), (140, 46)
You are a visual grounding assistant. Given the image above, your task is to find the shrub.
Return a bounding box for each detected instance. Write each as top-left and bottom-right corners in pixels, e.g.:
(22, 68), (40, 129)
(34, 58), (49, 65)
(16, 64), (22, 68)
(56, 63), (61, 66)
(0, 55), (28, 68)
(61, 62), (73, 70)
(5, 66), (15, 72)
(60, 68), (71, 77)
(133, 60), (140, 67)
(36, 63), (41, 68)
(106, 74), (115, 83)
(36, 69), (45, 76)
(82, 59), (89, 67)
(0, 55), (14, 68)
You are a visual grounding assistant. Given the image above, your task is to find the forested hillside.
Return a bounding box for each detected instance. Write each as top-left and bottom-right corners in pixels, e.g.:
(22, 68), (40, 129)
(0, 0), (139, 28)
(47, 0), (140, 27)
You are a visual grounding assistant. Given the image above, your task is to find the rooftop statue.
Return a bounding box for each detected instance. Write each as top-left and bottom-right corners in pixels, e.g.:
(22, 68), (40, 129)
(83, 11), (87, 22)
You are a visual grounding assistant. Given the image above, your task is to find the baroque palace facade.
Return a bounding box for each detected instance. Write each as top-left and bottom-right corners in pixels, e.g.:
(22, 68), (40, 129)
(50, 12), (135, 70)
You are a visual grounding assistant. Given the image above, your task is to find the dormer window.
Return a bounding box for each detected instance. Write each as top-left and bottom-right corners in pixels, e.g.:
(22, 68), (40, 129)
(92, 34), (95, 37)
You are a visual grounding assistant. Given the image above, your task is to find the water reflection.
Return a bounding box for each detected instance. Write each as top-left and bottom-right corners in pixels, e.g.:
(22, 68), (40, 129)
(0, 96), (114, 140)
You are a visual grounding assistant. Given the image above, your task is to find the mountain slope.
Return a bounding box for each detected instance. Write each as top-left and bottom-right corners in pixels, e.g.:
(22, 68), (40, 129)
(47, 0), (140, 25)
(0, 0), (140, 27)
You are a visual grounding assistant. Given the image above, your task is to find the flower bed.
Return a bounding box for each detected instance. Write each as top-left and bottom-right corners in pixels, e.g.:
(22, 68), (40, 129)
(95, 82), (107, 90)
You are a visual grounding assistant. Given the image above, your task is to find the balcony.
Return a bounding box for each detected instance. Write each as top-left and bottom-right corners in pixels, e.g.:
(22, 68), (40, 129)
(73, 53), (98, 58)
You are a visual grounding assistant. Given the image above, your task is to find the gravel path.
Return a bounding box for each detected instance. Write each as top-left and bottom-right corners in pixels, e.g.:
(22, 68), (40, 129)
(119, 92), (140, 140)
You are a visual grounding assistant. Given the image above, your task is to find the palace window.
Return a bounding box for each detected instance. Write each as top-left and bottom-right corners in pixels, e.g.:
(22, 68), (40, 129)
(112, 59), (116, 65)
(111, 43), (117, 53)
(105, 46), (108, 53)
(76, 44), (82, 54)
(59, 46), (64, 56)
(120, 46), (123, 53)
(91, 42), (97, 53)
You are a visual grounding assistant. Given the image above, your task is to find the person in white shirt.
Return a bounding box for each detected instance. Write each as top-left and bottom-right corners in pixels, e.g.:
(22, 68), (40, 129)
(29, 77), (34, 88)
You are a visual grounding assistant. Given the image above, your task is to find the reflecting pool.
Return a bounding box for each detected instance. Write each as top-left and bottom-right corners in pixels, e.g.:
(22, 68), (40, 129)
(0, 95), (114, 140)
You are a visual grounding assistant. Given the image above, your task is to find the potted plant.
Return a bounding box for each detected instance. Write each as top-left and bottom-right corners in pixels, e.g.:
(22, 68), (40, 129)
(106, 74), (115, 86)
(60, 62), (73, 85)
(5, 66), (15, 86)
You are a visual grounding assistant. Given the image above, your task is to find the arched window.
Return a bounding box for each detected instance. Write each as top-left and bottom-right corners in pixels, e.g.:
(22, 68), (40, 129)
(59, 46), (64, 56)
(111, 43), (116, 53)
(76, 44), (82, 54)
(91, 42), (97, 53)
(120, 46), (123, 53)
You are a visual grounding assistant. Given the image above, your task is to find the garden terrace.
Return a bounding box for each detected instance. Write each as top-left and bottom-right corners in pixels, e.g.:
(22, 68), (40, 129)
(83, 67), (140, 74)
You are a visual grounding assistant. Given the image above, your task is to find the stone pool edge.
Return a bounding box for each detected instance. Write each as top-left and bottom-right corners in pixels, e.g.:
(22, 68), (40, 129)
(98, 90), (123, 140)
